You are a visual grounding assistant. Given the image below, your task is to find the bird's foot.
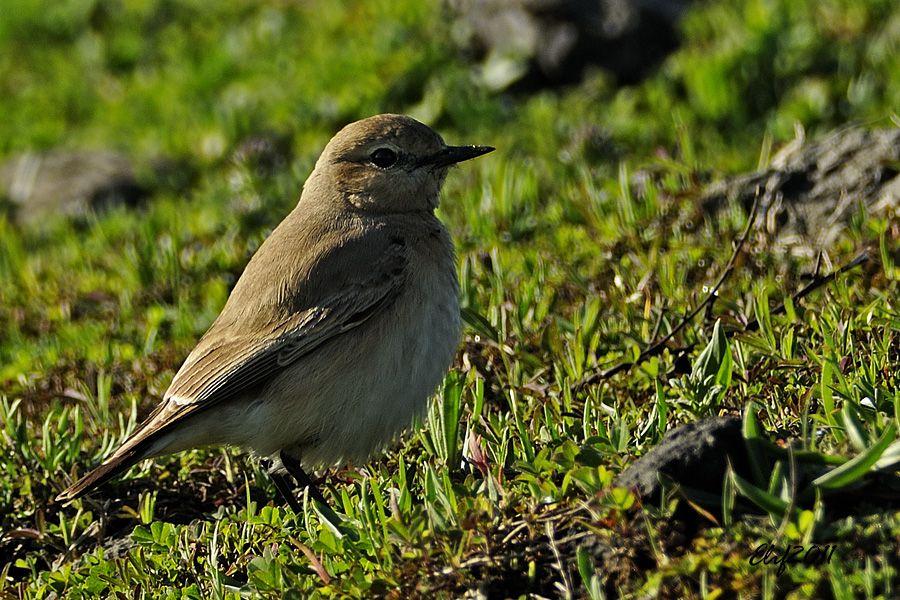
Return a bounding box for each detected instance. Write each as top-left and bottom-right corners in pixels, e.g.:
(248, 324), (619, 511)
(280, 450), (329, 505)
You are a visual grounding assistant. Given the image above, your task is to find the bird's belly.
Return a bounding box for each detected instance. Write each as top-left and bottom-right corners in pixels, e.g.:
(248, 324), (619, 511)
(234, 271), (460, 465)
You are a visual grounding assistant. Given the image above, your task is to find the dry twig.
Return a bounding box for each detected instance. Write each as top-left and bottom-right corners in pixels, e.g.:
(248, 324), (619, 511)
(576, 189), (763, 390)
(575, 189), (871, 391)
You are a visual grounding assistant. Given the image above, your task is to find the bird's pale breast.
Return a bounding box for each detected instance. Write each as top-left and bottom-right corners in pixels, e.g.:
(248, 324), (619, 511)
(208, 223), (461, 465)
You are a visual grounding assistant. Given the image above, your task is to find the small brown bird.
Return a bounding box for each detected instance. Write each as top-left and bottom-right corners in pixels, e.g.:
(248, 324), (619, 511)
(57, 114), (493, 507)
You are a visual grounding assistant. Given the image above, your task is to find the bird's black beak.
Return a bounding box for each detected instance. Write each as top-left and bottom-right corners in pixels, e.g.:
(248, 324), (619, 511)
(418, 145), (494, 169)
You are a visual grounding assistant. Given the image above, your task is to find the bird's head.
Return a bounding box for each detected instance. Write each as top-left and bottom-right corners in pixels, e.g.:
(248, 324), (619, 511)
(304, 114), (493, 213)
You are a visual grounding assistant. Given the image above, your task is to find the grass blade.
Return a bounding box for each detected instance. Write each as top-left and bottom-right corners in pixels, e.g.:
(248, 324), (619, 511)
(813, 423), (898, 490)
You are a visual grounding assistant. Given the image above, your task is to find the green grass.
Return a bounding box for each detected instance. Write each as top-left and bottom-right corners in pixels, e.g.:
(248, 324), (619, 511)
(1, 0), (899, 597)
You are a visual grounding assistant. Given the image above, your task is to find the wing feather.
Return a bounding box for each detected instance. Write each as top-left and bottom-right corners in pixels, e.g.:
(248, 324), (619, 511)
(138, 232), (409, 440)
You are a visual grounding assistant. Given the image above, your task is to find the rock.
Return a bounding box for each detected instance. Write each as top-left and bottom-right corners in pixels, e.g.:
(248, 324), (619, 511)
(450, 0), (694, 90)
(0, 150), (146, 225)
(614, 414), (900, 516)
(701, 126), (900, 254)
(614, 416), (749, 503)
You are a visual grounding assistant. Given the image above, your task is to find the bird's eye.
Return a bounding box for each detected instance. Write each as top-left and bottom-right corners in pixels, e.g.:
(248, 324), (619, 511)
(369, 147), (398, 169)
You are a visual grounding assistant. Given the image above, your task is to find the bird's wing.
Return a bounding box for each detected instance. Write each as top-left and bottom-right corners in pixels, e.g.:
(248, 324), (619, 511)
(134, 229), (408, 445)
(165, 267), (404, 406)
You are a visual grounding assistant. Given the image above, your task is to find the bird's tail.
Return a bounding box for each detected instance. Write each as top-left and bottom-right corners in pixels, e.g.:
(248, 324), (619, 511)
(55, 423), (166, 504)
(56, 397), (186, 503)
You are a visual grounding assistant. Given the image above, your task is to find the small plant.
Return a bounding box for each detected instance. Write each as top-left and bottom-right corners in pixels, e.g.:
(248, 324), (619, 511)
(730, 402), (900, 530)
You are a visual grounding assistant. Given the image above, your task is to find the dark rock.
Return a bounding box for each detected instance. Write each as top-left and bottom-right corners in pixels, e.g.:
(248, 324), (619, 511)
(701, 126), (900, 254)
(0, 150), (146, 225)
(450, 0), (694, 90)
(615, 414), (900, 517)
(614, 416), (749, 503)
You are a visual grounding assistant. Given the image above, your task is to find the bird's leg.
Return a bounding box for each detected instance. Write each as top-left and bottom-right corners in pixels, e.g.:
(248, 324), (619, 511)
(280, 450), (328, 505)
(262, 457), (304, 513)
(271, 471), (305, 514)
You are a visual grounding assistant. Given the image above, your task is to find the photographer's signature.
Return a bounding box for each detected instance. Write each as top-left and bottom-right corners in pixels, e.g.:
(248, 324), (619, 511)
(750, 543), (837, 574)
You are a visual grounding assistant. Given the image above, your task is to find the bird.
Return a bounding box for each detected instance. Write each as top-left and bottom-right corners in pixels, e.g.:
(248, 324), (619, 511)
(56, 114), (493, 508)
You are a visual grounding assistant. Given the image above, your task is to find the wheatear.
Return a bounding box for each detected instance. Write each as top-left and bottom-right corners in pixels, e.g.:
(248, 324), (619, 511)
(57, 114), (493, 507)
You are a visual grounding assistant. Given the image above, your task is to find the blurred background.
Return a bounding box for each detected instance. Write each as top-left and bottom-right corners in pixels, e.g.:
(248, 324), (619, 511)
(1, 0), (898, 216)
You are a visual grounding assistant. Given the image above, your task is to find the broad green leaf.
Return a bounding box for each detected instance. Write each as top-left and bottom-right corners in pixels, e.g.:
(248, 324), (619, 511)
(873, 441), (900, 471)
(841, 402), (869, 452)
(731, 470), (789, 518)
(742, 402), (769, 486)
(813, 423), (898, 490)
(692, 319), (733, 405)
(461, 307), (499, 343)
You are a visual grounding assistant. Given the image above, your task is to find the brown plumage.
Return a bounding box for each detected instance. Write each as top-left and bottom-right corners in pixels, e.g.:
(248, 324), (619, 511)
(57, 114), (492, 504)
